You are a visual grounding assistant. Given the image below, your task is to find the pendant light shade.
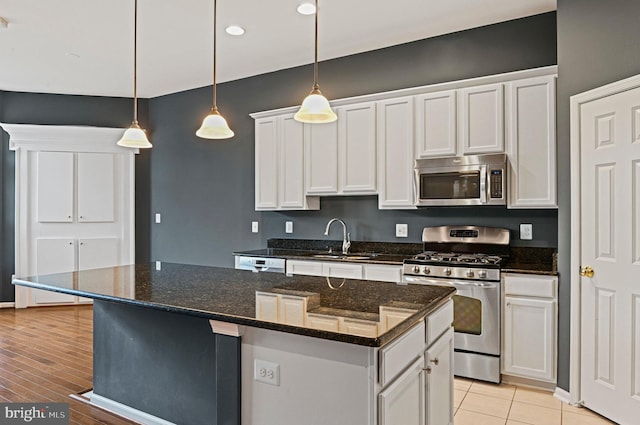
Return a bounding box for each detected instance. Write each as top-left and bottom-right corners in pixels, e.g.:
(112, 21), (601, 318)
(118, 0), (152, 149)
(196, 0), (234, 139)
(294, 0), (336, 124)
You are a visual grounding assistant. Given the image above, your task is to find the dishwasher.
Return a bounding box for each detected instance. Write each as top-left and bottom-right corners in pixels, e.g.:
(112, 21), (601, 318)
(234, 256), (286, 273)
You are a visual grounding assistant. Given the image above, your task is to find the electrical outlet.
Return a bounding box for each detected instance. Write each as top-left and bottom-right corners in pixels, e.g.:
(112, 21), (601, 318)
(396, 224), (408, 238)
(285, 221), (293, 234)
(254, 359), (280, 386)
(252, 221), (259, 233)
(155, 261), (161, 270)
(155, 213), (161, 224)
(520, 223), (533, 240)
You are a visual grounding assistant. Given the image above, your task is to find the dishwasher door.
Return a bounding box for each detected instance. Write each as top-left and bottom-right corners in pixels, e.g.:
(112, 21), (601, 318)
(234, 256), (285, 273)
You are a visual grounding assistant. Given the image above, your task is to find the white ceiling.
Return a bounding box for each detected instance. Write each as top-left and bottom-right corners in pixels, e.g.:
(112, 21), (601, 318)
(0, 0), (556, 98)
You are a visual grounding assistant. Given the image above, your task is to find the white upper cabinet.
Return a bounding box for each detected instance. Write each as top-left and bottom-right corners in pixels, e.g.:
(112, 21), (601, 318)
(506, 75), (557, 208)
(255, 114), (319, 211)
(377, 96), (416, 209)
(37, 152), (74, 222)
(338, 101), (377, 194)
(459, 83), (505, 155)
(77, 153), (115, 222)
(303, 101), (377, 196)
(304, 120), (339, 194)
(415, 90), (457, 158)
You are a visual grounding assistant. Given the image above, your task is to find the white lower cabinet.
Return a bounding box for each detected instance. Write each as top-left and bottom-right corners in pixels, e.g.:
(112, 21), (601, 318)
(379, 356), (425, 425)
(426, 328), (454, 425)
(286, 259), (402, 283)
(502, 273), (558, 384)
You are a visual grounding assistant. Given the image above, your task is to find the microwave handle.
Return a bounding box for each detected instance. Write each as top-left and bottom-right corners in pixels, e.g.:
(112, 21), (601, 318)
(480, 165), (487, 203)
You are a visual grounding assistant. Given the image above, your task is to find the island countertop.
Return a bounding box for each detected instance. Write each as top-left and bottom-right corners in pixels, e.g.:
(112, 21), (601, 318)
(13, 262), (455, 347)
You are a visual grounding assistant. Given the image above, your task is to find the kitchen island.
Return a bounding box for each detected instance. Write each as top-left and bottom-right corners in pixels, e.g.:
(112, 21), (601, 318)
(13, 262), (455, 425)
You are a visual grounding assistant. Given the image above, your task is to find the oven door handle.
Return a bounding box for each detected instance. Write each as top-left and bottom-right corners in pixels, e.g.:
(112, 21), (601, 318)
(403, 275), (498, 289)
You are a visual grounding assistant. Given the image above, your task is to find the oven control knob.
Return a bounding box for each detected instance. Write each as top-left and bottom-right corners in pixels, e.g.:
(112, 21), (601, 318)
(422, 266), (431, 275)
(478, 270), (487, 279)
(444, 268), (452, 276)
(413, 266), (421, 274)
(466, 270), (475, 278)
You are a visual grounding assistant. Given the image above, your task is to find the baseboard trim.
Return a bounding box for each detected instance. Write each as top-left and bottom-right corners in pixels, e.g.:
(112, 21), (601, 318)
(553, 387), (576, 405)
(73, 391), (175, 425)
(0, 302), (15, 309)
(501, 374), (556, 391)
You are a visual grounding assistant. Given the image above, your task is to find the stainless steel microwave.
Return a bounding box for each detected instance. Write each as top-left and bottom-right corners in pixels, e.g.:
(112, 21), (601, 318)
(414, 153), (507, 206)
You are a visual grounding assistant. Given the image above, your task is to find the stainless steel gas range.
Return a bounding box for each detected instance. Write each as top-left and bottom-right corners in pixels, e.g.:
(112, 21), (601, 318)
(403, 225), (509, 383)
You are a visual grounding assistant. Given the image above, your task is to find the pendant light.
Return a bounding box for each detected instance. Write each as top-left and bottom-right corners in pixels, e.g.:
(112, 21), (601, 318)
(196, 0), (234, 139)
(294, 0), (336, 124)
(117, 0), (152, 148)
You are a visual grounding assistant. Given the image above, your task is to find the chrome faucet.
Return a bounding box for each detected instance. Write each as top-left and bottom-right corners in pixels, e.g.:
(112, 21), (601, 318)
(324, 218), (351, 254)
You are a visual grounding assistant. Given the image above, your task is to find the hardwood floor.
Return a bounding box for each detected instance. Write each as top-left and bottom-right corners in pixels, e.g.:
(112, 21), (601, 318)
(0, 305), (135, 424)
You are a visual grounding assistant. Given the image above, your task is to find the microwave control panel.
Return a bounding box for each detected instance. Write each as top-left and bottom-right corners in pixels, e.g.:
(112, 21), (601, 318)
(490, 170), (503, 199)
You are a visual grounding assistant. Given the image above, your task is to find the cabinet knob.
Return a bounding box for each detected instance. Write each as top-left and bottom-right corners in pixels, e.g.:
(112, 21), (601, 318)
(423, 366), (432, 374)
(67, 216), (72, 219)
(430, 358), (439, 366)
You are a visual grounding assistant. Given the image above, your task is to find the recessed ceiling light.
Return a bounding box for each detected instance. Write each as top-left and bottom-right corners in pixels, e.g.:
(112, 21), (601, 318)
(297, 3), (316, 15)
(225, 25), (245, 36)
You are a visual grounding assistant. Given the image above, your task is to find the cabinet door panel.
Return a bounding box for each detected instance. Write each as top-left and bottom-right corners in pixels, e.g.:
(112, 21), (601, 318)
(415, 91), (457, 158)
(278, 116), (305, 208)
(34, 238), (76, 304)
(507, 76), (557, 208)
(459, 83), (504, 154)
(377, 97), (416, 209)
(426, 328), (454, 425)
(77, 153), (115, 222)
(255, 118), (279, 209)
(37, 152), (74, 223)
(378, 356), (425, 425)
(503, 296), (556, 381)
(305, 121), (339, 194)
(339, 103), (377, 193)
(76, 237), (120, 302)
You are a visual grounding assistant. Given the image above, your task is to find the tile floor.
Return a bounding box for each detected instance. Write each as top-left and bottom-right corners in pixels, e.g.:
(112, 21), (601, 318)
(454, 377), (619, 425)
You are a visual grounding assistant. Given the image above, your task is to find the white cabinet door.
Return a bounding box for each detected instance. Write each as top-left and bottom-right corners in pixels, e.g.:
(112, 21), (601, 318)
(378, 356), (425, 425)
(377, 96), (416, 209)
(37, 152), (74, 223)
(278, 115), (306, 209)
(338, 102), (377, 194)
(415, 90), (457, 158)
(503, 296), (556, 382)
(34, 238), (76, 304)
(363, 264), (403, 283)
(76, 237), (120, 303)
(506, 75), (557, 208)
(286, 260), (324, 276)
(77, 153), (115, 222)
(322, 262), (363, 279)
(425, 328), (454, 425)
(459, 83), (504, 155)
(255, 117), (279, 209)
(304, 120), (339, 194)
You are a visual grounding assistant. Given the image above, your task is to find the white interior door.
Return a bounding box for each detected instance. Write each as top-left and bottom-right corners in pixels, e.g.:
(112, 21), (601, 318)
(578, 83), (640, 424)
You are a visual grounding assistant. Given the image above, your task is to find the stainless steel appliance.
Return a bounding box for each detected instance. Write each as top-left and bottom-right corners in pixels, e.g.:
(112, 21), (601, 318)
(403, 225), (509, 383)
(235, 256), (285, 273)
(414, 153), (507, 206)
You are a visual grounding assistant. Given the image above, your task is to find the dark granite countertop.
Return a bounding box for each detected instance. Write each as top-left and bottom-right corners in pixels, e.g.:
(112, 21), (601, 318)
(235, 239), (559, 275)
(13, 263), (455, 347)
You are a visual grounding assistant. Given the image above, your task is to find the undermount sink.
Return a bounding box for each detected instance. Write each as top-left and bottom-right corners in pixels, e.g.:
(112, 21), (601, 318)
(311, 254), (375, 260)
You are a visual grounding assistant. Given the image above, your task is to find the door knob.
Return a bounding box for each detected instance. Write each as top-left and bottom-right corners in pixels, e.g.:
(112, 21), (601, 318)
(580, 266), (594, 278)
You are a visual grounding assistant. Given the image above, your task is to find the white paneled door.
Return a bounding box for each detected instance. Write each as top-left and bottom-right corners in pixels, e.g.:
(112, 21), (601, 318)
(577, 81), (640, 424)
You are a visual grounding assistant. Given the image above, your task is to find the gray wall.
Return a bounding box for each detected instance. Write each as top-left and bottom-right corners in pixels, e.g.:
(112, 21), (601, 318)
(556, 0), (640, 391)
(149, 12), (558, 269)
(0, 91), (151, 302)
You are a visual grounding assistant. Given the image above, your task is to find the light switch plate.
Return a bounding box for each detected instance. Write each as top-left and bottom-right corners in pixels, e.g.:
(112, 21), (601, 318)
(285, 221), (293, 234)
(155, 213), (161, 224)
(252, 221), (259, 233)
(520, 223), (533, 240)
(396, 224), (408, 238)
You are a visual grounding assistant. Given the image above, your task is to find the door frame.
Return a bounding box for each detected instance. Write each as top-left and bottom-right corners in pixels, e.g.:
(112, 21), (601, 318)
(569, 73), (640, 405)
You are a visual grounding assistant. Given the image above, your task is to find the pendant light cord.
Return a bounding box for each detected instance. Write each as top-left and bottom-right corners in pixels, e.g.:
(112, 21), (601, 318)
(133, 0), (139, 125)
(212, 0), (218, 112)
(313, 0), (319, 90)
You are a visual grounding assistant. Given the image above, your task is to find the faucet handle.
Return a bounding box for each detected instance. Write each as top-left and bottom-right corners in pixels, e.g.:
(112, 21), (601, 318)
(343, 233), (351, 254)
